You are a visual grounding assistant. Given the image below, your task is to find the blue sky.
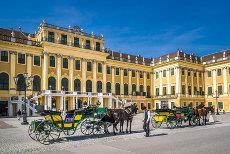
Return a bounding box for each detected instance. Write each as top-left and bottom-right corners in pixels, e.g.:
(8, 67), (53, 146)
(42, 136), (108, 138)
(0, 0), (229, 58)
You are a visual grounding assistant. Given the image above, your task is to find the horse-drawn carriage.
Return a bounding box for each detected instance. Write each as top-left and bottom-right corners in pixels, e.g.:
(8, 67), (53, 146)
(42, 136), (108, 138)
(28, 105), (108, 144)
(151, 107), (196, 129)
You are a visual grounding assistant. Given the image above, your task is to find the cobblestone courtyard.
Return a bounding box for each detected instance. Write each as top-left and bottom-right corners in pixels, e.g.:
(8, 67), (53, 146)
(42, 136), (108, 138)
(0, 113), (230, 154)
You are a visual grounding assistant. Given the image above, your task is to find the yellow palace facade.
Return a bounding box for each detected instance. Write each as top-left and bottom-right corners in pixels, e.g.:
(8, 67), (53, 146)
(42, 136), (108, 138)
(0, 21), (229, 116)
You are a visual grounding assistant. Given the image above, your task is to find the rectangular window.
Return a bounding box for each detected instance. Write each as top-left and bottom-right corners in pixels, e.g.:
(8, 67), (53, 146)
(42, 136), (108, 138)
(147, 73), (150, 79)
(218, 85), (223, 95)
(207, 71), (212, 77)
(49, 56), (55, 67)
(171, 86), (175, 95)
(182, 85), (186, 94)
(217, 69), (222, 76)
(116, 68), (120, 75)
(199, 72), (202, 77)
(171, 68), (174, 75)
(75, 60), (81, 70)
(140, 71), (143, 78)
(95, 42), (100, 51)
(87, 62), (92, 71)
(33, 55), (40, 66)
(208, 87), (212, 95)
(48, 31), (54, 43)
(132, 70), (136, 77)
(0, 51), (8, 62)
(107, 66), (111, 74)
(208, 102), (212, 107)
(98, 63), (102, 73)
(218, 102), (223, 110)
(74, 37), (79, 47)
(182, 68), (185, 75)
(188, 69), (191, 76)
(155, 88), (159, 96)
(199, 87), (203, 95)
(194, 71), (197, 77)
(188, 86), (192, 95)
(18, 53), (25, 64)
(156, 72), (159, 79)
(163, 87), (167, 95)
(61, 34), (67, 45)
(62, 58), (68, 69)
(163, 70), (166, 77)
(85, 40), (90, 49)
(124, 69), (128, 76)
(194, 87), (197, 95)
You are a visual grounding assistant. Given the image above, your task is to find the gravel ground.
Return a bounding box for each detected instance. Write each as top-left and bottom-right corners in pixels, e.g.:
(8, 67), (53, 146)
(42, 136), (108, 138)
(0, 113), (229, 154)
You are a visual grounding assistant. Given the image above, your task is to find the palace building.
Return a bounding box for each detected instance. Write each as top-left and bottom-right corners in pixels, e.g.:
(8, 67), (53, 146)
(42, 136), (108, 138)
(0, 21), (229, 116)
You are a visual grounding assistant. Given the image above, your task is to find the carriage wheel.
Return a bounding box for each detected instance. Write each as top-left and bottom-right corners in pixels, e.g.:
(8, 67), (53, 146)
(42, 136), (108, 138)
(166, 120), (176, 129)
(93, 121), (104, 135)
(28, 124), (39, 140)
(63, 127), (76, 136)
(49, 124), (61, 140)
(80, 119), (93, 135)
(36, 121), (52, 145)
(151, 119), (162, 129)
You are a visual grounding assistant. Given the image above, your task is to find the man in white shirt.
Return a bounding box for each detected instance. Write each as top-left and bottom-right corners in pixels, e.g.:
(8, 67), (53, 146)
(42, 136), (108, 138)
(142, 106), (151, 137)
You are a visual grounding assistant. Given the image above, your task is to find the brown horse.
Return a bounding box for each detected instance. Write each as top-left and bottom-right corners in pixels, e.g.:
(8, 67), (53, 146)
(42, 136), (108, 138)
(194, 104), (215, 125)
(101, 104), (138, 134)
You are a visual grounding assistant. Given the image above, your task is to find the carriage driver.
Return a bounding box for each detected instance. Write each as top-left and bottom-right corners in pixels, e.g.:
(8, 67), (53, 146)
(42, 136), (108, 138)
(142, 106), (151, 137)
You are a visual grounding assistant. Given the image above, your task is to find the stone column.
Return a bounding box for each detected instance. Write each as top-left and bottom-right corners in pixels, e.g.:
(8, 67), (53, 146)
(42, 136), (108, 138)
(111, 66), (115, 94)
(42, 51), (48, 90)
(136, 71), (140, 92)
(143, 72), (147, 93)
(9, 51), (16, 94)
(185, 68), (188, 96)
(212, 69), (217, 93)
(92, 60), (97, 93)
(167, 69), (170, 95)
(69, 56), (74, 91)
(159, 71), (163, 95)
(223, 67), (228, 95)
(26, 53), (32, 94)
(120, 68), (124, 95)
(197, 71), (200, 95)
(102, 62), (107, 93)
(176, 67), (181, 96)
(128, 69), (132, 95)
(152, 72), (154, 96)
(56, 54), (62, 91)
(81, 59), (87, 92)
(191, 69), (194, 96)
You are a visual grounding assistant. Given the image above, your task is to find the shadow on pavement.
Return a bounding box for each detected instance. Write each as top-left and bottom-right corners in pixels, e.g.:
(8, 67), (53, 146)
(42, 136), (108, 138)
(53, 129), (154, 143)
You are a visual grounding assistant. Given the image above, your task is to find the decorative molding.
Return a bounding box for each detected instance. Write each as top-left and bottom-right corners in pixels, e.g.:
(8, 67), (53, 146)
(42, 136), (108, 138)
(9, 51), (17, 55)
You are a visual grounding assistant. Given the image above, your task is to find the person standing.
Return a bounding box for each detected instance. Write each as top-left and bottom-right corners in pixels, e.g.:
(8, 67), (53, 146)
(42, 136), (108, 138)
(17, 109), (22, 121)
(142, 106), (151, 137)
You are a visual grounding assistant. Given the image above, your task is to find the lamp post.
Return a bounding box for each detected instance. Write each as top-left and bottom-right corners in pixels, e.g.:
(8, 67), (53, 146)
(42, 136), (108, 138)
(14, 73), (34, 125)
(213, 90), (220, 115)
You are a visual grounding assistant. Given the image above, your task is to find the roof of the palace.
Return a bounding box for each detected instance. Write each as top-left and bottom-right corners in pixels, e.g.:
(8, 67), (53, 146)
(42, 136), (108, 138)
(0, 26), (229, 66)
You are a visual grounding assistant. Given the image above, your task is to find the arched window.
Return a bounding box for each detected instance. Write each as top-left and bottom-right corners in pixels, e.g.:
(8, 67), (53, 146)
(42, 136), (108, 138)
(115, 83), (120, 95)
(106, 82), (111, 93)
(97, 81), (102, 92)
(74, 79), (81, 91)
(132, 84), (136, 94)
(48, 77), (56, 90)
(0, 72), (9, 90)
(124, 83), (129, 95)
(61, 78), (68, 91)
(86, 80), (92, 92)
(17, 74), (26, 91)
(33, 75), (41, 91)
